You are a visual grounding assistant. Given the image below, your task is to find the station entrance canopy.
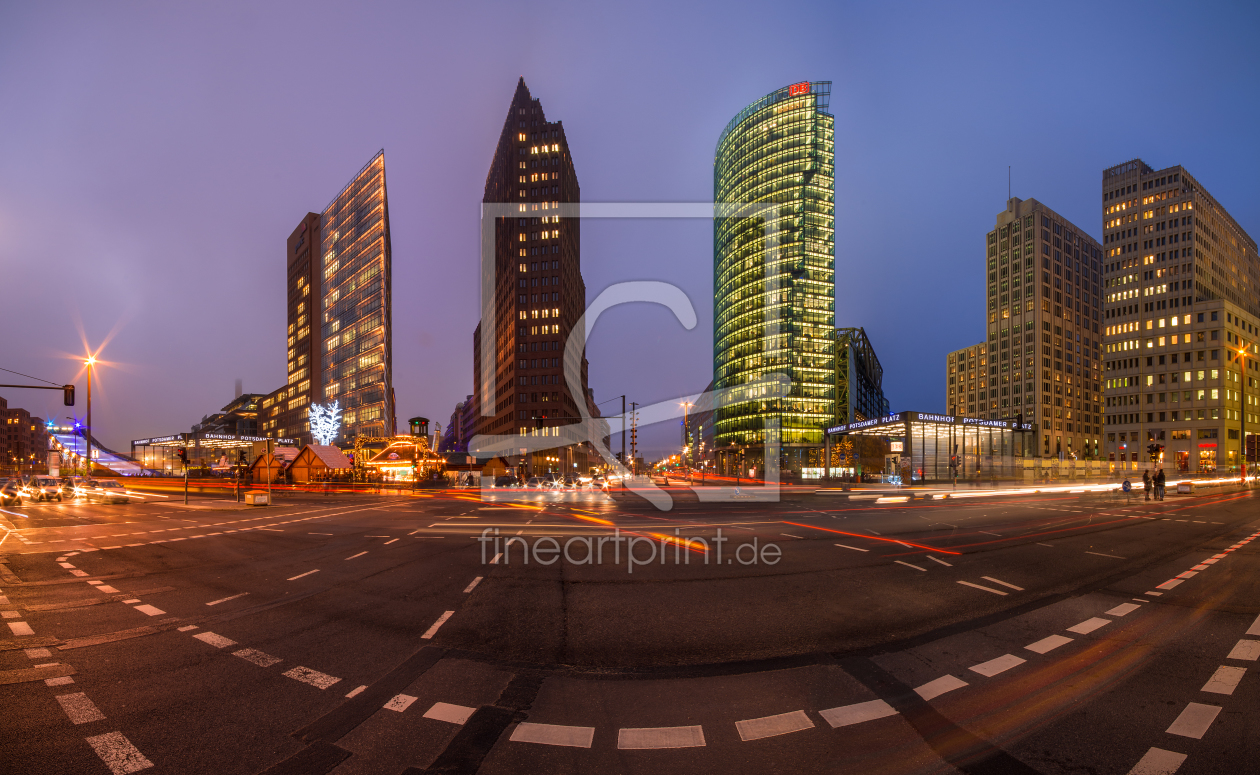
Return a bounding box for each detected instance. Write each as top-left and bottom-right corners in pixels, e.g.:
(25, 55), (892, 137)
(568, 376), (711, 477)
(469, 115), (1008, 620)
(825, 411), (1035, 483)
(131, 433), (297, 474)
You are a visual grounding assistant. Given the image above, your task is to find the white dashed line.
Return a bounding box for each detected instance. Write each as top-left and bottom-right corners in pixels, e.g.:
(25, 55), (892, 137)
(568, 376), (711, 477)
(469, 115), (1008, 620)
(834, 544), (869, 552)
(617, 725), (706, 749)
(206, 593), (249, 606)
(1067, 617), (1111, 635)
(177, 625), (199, 632)
(421, 611), (455, 639)
(345, 685), (367, 698)
(1165, 702), (1221, 739)
(1226, 640), (1260, 661)
(192, 632), (237, 648)
(133, 605), (165, 617)
(56, 692), (105, 724)
(384, 694), (418, 712)
(818, 699), (898, 728)
(914, 675), (968, 701)
(424, 702), (476, 724)
(463, 577), (483, 593)
(345, 552), (367, 560)
(981, 576), (1024, 591)
(957, 581), (1006, 596)
(283, 666), (341, 689)
(926, 556), (952, 567)
(1200, 665), (1246, 695)
(490, 552), (502, 564)
(894, 561), (926, 572)
(288, 570), (319, 581)
(233, 648), (282, 667)
(85, 731), (154, 775)
(1085, 551), (1126, 559)
(735, 710), (814, 741)
(969, 654), (1025, 677)
(512, 722), (596, 748)
(8, 622), (34, 636)
(1105, 603), (1141, 617)
(1026, 635), (1074, 654)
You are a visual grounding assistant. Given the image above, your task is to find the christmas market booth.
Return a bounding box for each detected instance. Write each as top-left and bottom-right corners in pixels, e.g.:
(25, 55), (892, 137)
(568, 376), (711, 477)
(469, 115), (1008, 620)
(288, 444), (353, 484)
(363, 436), (446, 484)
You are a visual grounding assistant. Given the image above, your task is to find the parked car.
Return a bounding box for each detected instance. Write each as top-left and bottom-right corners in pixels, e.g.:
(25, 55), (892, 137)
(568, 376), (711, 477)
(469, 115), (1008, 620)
(25, 475), (63, 502)
(86, 479), (130, 504)
(492, 475), (520, 488)
(524, 476), (547, 490)
(0, 478), (22, 507)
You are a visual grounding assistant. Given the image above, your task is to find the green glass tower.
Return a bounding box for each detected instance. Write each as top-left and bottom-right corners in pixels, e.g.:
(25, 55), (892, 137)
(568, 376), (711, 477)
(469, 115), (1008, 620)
(713, 81), (835, 477)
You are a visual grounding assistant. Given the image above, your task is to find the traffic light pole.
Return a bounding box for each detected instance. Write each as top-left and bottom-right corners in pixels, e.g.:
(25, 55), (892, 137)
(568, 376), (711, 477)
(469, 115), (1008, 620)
(183, 461), (188, 505)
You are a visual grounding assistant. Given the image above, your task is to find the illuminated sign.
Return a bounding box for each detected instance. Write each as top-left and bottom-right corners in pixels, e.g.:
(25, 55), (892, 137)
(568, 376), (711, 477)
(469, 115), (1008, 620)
(309, 401), (343, 445)
(890, 441), (903, 452)
(787, 82), (810, 97)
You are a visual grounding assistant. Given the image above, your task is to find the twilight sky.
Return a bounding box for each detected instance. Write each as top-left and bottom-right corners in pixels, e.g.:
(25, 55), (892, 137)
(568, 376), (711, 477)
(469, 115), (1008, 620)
(1, 1), (1257, 458)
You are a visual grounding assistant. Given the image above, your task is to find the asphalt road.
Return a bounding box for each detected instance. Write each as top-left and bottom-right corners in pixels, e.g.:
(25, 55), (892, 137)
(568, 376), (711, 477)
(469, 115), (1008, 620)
(0, 482), (1256, 774)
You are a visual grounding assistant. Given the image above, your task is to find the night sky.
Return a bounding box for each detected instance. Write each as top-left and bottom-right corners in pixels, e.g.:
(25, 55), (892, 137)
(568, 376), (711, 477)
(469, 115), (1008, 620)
(2, 1), (1257, 458)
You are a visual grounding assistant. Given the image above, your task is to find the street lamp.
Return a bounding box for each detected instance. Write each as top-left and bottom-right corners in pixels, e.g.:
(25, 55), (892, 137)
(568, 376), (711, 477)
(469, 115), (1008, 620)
(1240, 342), (1249, 483)
(84, 355), (95, 477)
(679, 401), (693, 469)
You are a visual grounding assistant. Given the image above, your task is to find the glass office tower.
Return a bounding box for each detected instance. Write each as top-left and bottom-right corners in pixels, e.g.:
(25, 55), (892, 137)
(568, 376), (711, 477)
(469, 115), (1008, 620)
(320, 151), (394, 440)
(713, 81), (835, 477)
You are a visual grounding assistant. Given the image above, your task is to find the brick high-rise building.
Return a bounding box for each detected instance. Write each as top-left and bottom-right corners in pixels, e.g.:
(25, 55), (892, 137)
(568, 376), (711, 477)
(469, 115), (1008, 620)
(261, 151), (395, 445)
(1101, 160), (1259, 472)
(472, 78), (595, 475)
(946, 197), (1105, 459)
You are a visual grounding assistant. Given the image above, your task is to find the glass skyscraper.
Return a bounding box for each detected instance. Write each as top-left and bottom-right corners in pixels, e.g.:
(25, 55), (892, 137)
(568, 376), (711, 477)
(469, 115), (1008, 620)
(713, 81), (835, 477)
(319, 151), (394, 440)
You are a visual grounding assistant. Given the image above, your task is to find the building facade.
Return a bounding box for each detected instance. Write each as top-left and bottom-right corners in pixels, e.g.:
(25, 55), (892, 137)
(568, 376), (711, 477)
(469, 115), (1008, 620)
(261, 152), (395, 446)
(471, 78), (597, 475)
(835, 327), (889, 425)
(713, 81), (836, 477)
(1101, 160), (1260, 472)
(945, 342), (986, 417)
(971, 197), (1105, 459)
(1, 396), (49, 475)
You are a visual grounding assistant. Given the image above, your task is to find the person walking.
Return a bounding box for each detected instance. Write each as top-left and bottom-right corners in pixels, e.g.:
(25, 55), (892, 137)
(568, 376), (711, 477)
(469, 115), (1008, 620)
(1155, 468), (1166, 500)
(1142, 469), (1152, 501)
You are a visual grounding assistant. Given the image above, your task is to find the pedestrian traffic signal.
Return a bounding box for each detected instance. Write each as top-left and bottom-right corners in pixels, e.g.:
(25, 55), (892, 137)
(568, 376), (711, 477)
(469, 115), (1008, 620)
(63, 384), (75, 406)
(176, 447), (188, 466)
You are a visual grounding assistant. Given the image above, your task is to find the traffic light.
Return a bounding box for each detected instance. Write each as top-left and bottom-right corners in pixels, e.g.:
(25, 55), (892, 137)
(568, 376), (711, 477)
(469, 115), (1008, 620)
(237, 449), (247, 466)
(1147, 443), (1164, 462)
(176, 447), (188, 466)
(63, 384), (75, 406)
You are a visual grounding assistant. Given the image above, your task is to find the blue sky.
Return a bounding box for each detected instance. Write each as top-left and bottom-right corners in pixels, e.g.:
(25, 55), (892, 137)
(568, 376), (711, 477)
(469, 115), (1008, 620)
(1, 0), (1257, 456)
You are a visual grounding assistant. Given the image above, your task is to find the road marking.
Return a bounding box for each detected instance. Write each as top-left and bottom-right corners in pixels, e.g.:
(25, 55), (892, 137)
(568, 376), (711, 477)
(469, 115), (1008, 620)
(894, 561), (927, 572)
(424, 701), (476, 724)
(1086, 551), (1126, 559)
(122, 599), (141, 604)
(1245, 614), (1260, 637)
(384, 538), (399, 545)
(926, 555), (952, 567)
(59, 562), (76, 569)
(345, 685), (367, 698)
(979, 530), (1002, 536)
(233, 648), (282, 667)
(1036, 542), (1054, 547)
(1165, 702), (1221, 739)
(957, 580), (1006, 596)
(192, 632), (236, 648)
(915, 675), (967, 701)
(1105, 603), (1141, 617)
(490, 552), (503, 564)
(1201, 665), (1246, 695)
(85, 731), (153, 774)
(56, 691), (105, 724)
(345, 552), (367, 560)
(24, 647), (52, 658)
(422, 611), (455, 639)
(512, 722), (596, 748)
(981, 576), (1024, 591)
(46, 676), (74, 686)
(133, 605), (165, 616)
(1067, 617), (1111, 635)
(1145, 591), (1164, 597)
(288, 570), (319, 581)
(1176, 570), (1198, 579)
(735, 709), (814, 741)
(834, 543), (869, 552)
(617, 725), (706, 749)
(1227, 640), (1260, 661)
(8, 622), (34, 636)
(1026, 635), (1074, 654)
(969, 654), (1026, 677)
(818, 699), (897, 727)
(384, 694), (418, 712)
(207, 593), (249, 606)
(463, 577), (483, 593)
(1156, 579), (1184, 590)
(283, 666), (341, 689)
(177, 625), (198, 632)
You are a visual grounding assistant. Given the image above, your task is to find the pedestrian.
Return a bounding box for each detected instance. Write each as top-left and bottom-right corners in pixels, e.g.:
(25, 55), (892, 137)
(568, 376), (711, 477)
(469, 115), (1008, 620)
(1142, 469), (1152, 501)
(1155, 468), (1166, 500)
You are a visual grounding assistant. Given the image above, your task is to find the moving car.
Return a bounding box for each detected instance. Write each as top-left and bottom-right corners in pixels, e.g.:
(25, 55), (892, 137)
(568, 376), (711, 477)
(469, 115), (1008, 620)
(86, 479), (130, 504)
(26, 475), (63, 502)
(0, 478), (22, 507)
(525, 476), (547, 490)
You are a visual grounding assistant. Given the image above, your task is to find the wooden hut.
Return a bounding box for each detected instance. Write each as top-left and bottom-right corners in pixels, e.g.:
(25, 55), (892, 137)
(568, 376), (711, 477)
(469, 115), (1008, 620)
(248, 446), (299, 483)
(287, 444), (353, 483)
